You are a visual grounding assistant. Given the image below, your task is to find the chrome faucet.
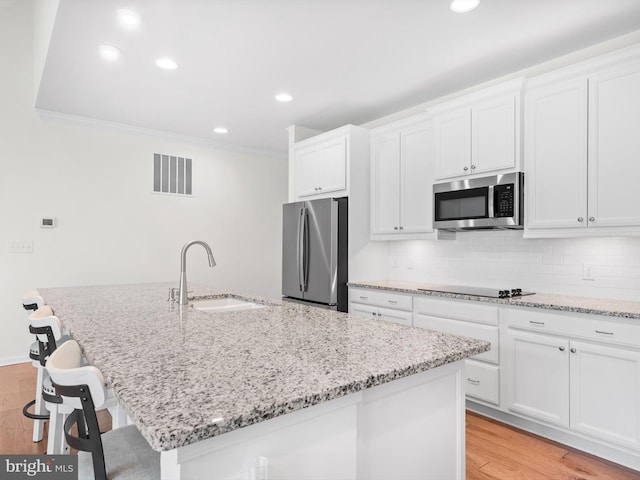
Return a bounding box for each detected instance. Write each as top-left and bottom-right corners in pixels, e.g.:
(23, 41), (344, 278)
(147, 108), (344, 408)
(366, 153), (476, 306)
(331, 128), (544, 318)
(178, 240), (216, 305)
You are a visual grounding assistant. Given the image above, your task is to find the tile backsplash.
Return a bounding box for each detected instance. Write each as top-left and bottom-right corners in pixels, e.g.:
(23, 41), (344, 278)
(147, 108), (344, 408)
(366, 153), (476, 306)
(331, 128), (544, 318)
(387, 231), (640, 301)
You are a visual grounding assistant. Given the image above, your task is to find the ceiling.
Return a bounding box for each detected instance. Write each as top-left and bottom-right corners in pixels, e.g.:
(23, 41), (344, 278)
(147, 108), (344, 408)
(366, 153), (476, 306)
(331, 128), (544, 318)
(36, 0), (640, 154)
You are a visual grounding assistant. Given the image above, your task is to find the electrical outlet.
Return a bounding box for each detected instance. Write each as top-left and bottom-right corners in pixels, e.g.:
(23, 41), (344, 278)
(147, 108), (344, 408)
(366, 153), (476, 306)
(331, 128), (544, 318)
(8, 241), (33, 253)
(582, 263), (596, 281)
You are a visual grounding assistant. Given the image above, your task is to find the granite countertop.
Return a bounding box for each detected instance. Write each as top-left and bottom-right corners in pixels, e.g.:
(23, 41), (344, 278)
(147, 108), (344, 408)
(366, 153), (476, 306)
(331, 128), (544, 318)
(349, 280), (640, 320)
(38, 283), (489, 452)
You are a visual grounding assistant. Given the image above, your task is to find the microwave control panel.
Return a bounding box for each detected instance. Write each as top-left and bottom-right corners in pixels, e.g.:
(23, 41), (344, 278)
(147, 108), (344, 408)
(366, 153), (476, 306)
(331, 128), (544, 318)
(494, 184), (515, 217)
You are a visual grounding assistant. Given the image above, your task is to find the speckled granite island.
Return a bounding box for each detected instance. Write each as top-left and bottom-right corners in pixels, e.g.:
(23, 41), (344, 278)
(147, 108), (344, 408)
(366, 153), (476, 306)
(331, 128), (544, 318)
(39, 283), (489, 480)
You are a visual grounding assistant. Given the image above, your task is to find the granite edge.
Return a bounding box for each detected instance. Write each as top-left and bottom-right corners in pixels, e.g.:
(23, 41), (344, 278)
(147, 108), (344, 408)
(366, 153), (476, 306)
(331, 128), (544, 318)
(348, 282), (640, 320)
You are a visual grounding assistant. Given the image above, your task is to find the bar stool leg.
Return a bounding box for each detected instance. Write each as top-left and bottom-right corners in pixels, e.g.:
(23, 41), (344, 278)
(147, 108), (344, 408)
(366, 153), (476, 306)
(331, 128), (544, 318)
(45, 403), (70, 455)
(32, 366), (46, 442)
(108, 402), (128, 429)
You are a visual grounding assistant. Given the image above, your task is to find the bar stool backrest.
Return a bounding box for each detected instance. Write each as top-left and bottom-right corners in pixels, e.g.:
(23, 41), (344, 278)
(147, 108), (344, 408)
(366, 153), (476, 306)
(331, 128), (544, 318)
(46, 340), (107, 409)
(22, 290), (44, 311)
(29, 306), (65, 366)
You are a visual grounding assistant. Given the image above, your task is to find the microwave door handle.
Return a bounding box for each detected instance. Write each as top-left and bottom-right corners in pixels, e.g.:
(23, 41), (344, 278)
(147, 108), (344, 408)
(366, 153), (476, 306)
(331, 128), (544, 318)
(488, 185), (495, 218)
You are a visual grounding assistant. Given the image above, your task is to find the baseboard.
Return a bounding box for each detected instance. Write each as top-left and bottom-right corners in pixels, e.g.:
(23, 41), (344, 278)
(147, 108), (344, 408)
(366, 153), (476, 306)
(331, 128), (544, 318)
(0, 355), (29, 367)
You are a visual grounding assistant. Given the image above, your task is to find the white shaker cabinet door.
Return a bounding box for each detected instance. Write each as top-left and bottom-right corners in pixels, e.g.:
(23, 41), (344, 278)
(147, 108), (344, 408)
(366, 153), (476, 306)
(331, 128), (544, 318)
(525, 78), (588, 230)
(569, 341), (640, 451)
(588, 61), (640, 228)
(351, 302), (379, 320)
(294, 146), (321, 197)
(506, 329), (570, 428)
(400, 125), (432, 234)
(433, 107), (471, 180)
(472, 94), (516, 174)
(371, 133), (401, 234)
(319, 137), (347, 195)
(378, 307), (412, 327)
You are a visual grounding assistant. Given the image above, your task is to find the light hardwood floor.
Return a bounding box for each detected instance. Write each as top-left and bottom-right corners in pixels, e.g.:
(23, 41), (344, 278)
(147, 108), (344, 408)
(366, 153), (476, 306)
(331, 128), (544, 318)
(2, 362), (640, 479)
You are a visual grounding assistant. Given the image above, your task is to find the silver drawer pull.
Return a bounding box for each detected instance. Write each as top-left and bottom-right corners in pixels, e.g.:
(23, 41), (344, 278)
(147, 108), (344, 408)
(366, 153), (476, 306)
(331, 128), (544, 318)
(388, 300), (398, 304)
(595, 330), (614, 335)
(359, 296), (368, 300)
(529, 320), (545, 326)
(467, 378), (480, 385)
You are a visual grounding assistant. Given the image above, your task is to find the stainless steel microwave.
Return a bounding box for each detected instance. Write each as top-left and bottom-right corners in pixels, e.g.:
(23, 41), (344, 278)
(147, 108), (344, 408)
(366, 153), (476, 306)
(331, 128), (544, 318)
(433, 172), (524, 231)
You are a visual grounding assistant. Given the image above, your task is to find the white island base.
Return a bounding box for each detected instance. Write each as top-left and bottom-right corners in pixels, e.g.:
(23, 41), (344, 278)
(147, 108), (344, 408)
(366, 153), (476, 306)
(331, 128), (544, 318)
(160, 361), (465, 480)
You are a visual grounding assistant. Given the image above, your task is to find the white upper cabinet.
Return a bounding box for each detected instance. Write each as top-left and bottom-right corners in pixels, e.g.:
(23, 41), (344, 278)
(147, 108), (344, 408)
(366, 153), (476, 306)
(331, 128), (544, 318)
(525, 45), (640, 237)
(525, 78), (589, 230)
(432, 79), (522, 181)
(588, 62), (640, 228)
(433, 108), (471, 179)
(292, 125), (369, 201)
(371, 115), (434, 239)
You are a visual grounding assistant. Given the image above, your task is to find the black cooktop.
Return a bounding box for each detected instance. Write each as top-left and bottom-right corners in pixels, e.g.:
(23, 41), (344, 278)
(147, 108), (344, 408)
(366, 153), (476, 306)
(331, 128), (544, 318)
(417, 284), (535, 299)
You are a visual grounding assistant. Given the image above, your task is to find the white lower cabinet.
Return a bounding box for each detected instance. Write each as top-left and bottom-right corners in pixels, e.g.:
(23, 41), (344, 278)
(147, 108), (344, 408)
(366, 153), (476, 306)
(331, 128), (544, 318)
(349, 288), (412, 326)
(349, 285), (640, 468)
(465, 360), (500, 405)
(413, 296), (500, 406)
(505, 310), (640, 452)
(506, 329), (570, 427)
(570, 340), (640, 450)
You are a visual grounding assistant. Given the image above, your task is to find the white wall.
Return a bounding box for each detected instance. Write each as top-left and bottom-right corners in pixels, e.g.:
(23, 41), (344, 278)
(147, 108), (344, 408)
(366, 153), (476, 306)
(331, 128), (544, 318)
(0, 1), (288, 364)
(386, 232), (640, 301)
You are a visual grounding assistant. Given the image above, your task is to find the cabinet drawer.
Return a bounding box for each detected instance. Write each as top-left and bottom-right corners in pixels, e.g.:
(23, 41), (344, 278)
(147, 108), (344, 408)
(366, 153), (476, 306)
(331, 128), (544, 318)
(465, 360), (499, 405)
(505, 308), (640, 348)
(414, 296), (498, 325)
(350, 288), (412, 311)
(414, 313), (499, 364)
(573, 317), (640, 349)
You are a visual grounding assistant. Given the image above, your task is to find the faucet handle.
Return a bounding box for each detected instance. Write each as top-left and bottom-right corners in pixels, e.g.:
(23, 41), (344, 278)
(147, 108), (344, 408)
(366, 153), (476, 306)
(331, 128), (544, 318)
(168, 288), (178, 302)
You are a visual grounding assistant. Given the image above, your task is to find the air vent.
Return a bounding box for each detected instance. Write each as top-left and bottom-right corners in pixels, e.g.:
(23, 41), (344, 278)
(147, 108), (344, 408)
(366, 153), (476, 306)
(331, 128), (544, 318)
(153, 153), (192, 196)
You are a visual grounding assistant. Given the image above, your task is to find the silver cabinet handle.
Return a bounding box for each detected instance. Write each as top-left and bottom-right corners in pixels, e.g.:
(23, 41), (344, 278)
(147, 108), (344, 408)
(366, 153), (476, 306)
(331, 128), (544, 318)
(399, 226), (404, 230)
(529, 320), (545, 326)
(595, 330), (614, 335)
(570, 348), (577, 354)
(559, 346), (565, 352)
(388, 300), (398, 304)
(467, 378), (480, 385)
(471, 164), (476, 170)
(589, 217), (595, 222)
(359, 296), (368, 300)
(578, 217), (584, 222)
(463, 166), (469, 171)
(318, 187), (322, 191)
(394, 226), (399, 230)
(371, 312), (376, 317)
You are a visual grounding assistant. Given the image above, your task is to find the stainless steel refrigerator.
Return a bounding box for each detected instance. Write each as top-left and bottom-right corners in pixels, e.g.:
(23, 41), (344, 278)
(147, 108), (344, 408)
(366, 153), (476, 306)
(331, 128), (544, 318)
(282, 197), (348, 312)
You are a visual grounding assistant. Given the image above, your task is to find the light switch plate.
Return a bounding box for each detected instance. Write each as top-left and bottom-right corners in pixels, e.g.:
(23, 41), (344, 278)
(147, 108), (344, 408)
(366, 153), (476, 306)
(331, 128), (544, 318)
(8, 241), (33, 253)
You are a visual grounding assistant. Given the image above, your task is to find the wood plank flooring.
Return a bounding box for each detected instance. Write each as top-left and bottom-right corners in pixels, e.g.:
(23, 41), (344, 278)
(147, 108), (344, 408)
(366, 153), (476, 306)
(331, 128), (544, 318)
(2, 362), (640, 479)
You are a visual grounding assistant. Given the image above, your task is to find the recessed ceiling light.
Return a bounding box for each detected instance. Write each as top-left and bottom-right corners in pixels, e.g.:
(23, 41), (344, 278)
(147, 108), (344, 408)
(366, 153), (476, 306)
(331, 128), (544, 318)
(98, 45), (121, 61)
(155, 57), (178, 70)
(117, 9), (140, 26)
(275, 93), (293, 103)
(450, 0), (480, 13)
(213, 127), (228, 134)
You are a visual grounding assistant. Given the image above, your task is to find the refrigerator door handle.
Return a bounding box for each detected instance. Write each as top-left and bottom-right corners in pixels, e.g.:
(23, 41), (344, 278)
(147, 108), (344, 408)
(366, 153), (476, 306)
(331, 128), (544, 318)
(297, 207), (304, 291)
(302, 207), (309, 291)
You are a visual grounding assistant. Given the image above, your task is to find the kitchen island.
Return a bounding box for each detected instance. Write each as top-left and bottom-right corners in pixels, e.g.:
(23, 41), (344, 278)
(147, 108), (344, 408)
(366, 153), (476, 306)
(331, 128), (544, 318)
(39, 283), (489, 480)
